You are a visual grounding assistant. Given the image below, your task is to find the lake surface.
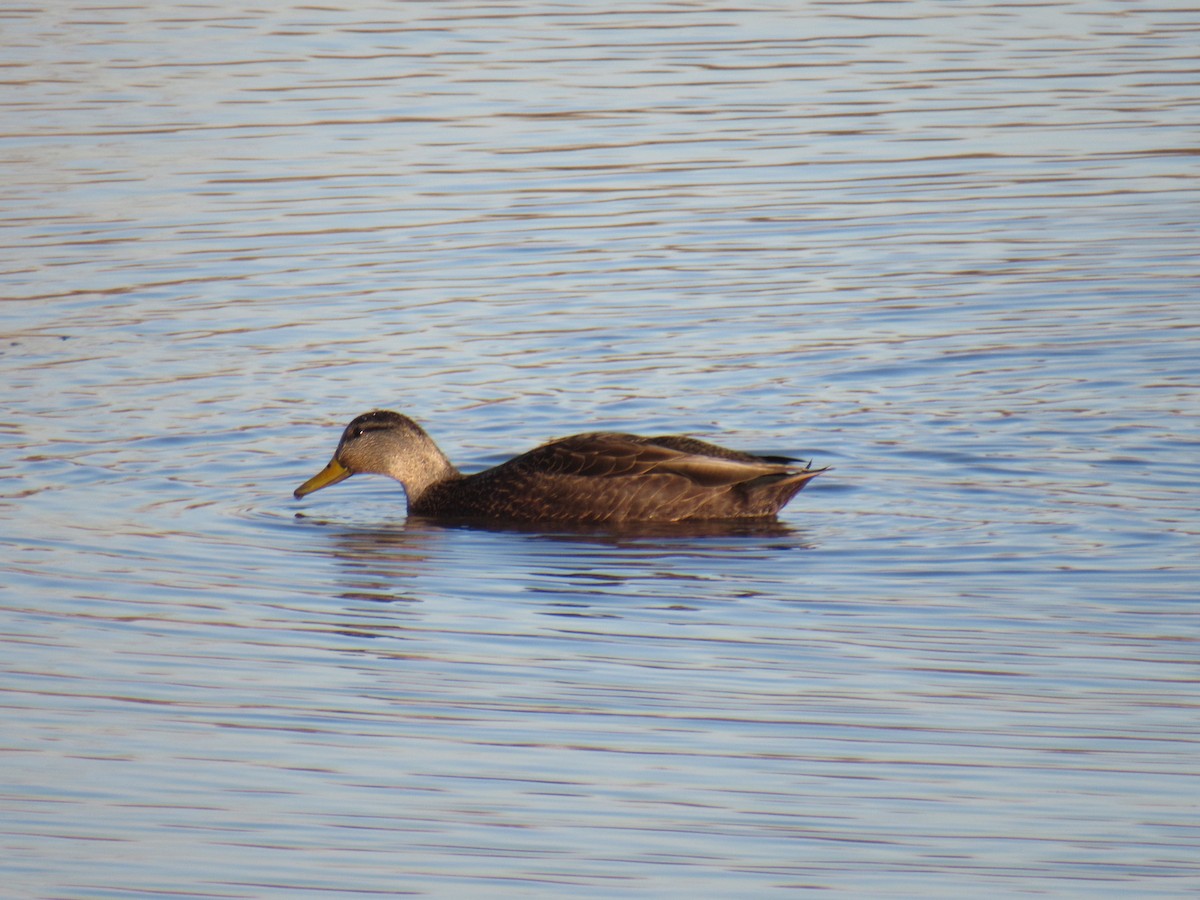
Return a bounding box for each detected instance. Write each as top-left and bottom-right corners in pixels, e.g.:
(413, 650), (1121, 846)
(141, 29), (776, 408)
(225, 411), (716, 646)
(2, 2), (1198, 897)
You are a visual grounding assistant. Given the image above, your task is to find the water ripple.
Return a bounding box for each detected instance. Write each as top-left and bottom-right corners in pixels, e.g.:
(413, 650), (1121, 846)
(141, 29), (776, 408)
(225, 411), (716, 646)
(2, 2), (1198, 897)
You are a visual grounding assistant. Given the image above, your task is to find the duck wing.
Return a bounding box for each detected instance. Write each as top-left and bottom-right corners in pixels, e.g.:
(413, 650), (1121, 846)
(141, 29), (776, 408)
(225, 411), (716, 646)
(512, 433), (823, 512)
(509, 433), (792, 482)
(645, 434), (802, 466)
(519, 433), (810, 482)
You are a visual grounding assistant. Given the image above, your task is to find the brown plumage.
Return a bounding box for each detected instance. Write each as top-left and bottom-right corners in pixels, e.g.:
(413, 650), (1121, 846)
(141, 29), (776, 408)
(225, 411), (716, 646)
(294, 410), (826, 524)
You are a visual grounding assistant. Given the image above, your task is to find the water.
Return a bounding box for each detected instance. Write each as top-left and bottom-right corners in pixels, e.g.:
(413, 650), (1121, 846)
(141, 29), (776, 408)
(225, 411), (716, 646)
(3, 2), (1198, 897)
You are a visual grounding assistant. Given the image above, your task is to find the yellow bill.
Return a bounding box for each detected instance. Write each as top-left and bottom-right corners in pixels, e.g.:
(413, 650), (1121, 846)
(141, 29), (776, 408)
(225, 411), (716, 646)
(294, 458), (351, 499)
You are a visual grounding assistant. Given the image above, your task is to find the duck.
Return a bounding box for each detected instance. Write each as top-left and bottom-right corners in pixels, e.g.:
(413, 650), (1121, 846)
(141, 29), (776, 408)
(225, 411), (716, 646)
(294, 410), (827, 524)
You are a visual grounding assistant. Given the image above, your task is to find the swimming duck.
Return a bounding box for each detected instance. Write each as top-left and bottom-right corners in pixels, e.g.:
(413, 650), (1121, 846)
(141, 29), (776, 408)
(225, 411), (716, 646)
(294, 410), (826, 523)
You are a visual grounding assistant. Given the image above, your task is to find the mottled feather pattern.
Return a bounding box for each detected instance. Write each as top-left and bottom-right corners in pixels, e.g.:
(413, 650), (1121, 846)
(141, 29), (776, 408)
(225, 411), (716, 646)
(413, 432), (822, 522)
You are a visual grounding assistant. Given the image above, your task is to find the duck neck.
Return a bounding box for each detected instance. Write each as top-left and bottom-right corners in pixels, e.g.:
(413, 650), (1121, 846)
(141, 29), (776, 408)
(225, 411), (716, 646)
(392, 449), (460, 505)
